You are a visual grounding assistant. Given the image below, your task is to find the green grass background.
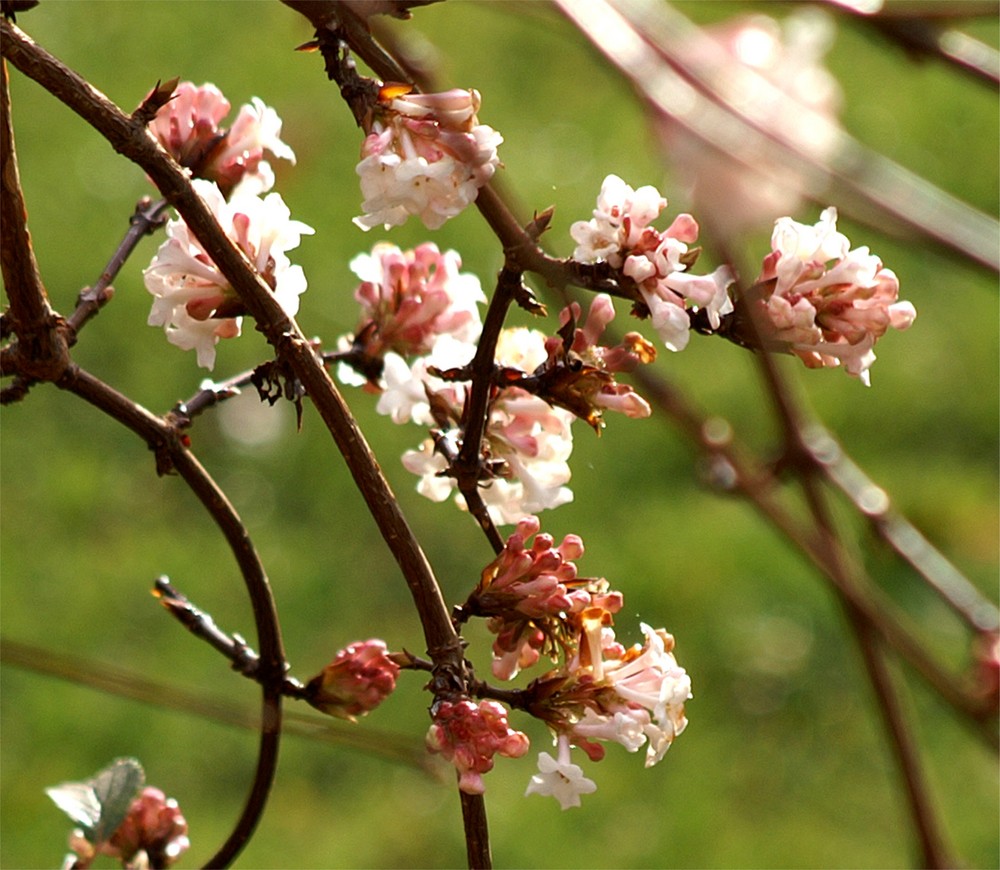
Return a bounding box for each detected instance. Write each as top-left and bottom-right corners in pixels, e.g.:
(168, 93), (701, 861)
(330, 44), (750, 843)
(1, 1), (997, 868)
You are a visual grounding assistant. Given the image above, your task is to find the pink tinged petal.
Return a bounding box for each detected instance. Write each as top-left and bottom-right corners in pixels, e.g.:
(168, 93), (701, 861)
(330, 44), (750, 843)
(663, 212), (699, 243)
(888, 300), (916, 330)
(642, 290), (691, 352)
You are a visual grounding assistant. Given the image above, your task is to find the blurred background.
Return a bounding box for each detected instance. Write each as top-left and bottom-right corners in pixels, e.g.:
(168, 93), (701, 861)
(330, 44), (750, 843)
(1, 1), (997, 867)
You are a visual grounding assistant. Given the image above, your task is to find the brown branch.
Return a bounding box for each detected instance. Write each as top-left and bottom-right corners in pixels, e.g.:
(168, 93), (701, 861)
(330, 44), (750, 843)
(1, 16), (460, 668)
(56, 364), (286, 868)
(65, 196), (170, 337)
(0, 52), (70, 388)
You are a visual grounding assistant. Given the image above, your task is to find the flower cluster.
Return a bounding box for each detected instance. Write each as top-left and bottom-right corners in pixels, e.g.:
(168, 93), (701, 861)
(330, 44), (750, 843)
(144, 179), (313, 369)
(337, 243), (653, 524)
(64, 787), (189, 869)
(142, 83), (311, 369)
(571, 175), (914, 383)
(571, 174), (733, 352)
(461, 515), (622, 680)
(425, 699), (530, 794)
(147, 80), (295, 197)
(754, 207), (915, 384)
(305, 639), (401, 721)
(454, 517), (690, 807)
(355, 86), (503, 231)
(397, 324), (578, 525)
(336, 241), (486, 386)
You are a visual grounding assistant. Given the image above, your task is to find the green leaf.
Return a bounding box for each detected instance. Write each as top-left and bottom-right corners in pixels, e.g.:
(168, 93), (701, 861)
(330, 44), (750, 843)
(46, 758), (145, 845)
(89, 758), (145, 844)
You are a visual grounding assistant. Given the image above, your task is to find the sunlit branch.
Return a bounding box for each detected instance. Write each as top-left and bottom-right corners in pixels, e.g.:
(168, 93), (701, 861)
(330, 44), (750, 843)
(555, 0), (1000, 272)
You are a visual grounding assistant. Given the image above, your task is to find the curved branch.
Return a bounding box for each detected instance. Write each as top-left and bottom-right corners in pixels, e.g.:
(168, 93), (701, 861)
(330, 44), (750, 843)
(0, 16), (459, 665)
(57, 365), (285, 868)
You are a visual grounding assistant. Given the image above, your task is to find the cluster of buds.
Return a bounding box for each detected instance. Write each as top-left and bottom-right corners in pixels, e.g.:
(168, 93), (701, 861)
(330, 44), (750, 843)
(61, 787), (189, 870)
(459, 515), (622, 680)
(142, 83), (312, 369)
(425, 699), (530, 795)
(305, 639), (401, 721)
(754, 207), (915, 384)
(354, 86), (503, 231)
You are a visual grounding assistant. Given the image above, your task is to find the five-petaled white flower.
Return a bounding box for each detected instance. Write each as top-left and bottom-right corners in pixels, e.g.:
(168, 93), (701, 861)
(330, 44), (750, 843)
(525, 737), (598, 810)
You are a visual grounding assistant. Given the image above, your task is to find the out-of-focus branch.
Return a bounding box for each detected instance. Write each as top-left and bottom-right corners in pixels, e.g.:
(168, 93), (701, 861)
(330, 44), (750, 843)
(554, 0), (1000, 272)
(825, 0), (1000, 87)
(804, 425), (1000, 634)
(0, 637), (440, 776)
(630, 362), (998, 743)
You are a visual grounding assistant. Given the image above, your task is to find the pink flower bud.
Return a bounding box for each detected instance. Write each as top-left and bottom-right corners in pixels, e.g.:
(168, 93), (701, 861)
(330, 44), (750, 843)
(426, 699), (529, 794)
(307, 639), (400, 721)
(104, 787), (190, 867)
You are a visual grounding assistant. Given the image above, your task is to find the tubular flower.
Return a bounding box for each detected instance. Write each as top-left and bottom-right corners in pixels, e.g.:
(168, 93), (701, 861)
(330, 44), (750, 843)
(571, 175), (733, 351)
(525, 735), (597, 810)
(144, 179), (313, 369)
(426, 699), (529, 794)
(147, 81), (294, 196)
(529, 622), (691, 769)
(305, 639), (400, 721)
(354, 86), (503, 230)
(462, 516), (623, 680)
(756, 207), (915, 384)
(337, 242), (485, 386)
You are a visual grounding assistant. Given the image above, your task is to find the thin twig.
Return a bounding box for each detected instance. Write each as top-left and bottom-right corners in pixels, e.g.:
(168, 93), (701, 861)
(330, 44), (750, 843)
(65, 196), (170, 337)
